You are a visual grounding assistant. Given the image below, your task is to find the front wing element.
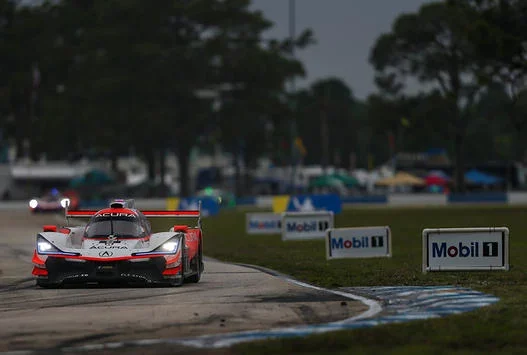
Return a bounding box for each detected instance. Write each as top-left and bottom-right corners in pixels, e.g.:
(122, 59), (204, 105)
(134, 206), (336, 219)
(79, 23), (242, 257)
(33, 255), (183, 286)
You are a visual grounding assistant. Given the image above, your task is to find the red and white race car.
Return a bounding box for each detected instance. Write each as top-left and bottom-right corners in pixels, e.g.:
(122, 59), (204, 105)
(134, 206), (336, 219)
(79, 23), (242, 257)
(32, 199), (203, 288)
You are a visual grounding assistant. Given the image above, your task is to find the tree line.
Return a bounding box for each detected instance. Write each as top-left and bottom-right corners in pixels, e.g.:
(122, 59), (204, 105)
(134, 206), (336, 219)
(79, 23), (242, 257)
(1, 0), (526, 195)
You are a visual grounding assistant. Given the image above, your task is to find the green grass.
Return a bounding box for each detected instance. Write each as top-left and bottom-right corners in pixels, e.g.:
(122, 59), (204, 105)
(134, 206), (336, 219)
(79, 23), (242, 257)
(152, 205), (527, 354)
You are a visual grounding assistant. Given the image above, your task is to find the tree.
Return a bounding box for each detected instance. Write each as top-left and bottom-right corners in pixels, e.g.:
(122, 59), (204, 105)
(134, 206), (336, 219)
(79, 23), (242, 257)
(370, 2), (484, 192)
(294, 78), (355, 170)
(461, 0), (527, 163)
(207, 0), (311, 195)
(0, 2), (51, 160)
(2, 0), (313, 198)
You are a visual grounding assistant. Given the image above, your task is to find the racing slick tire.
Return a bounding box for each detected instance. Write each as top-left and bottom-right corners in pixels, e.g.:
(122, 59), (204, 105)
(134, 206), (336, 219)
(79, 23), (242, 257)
(186, 243), (203, 283)
(169, 276), (184, 287)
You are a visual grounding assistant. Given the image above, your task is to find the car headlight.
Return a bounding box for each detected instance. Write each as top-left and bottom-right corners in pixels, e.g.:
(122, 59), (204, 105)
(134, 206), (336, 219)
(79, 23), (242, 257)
(29, 199), (38, 209)
(37, 236), (60, 254)
(36, 235), (80, 256)
(60, 198), (70, 208)
(38, 240), (54, 252)
(132, 237), (181, 256)
(160, 240), (179, 253)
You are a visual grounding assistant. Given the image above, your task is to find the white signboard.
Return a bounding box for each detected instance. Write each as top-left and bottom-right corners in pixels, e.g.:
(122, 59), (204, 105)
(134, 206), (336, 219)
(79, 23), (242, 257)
(326, 226), (391, 260)
(422, 227), (509, 272)
(281, 211), (334, 241)
(246, 213), (282, 235)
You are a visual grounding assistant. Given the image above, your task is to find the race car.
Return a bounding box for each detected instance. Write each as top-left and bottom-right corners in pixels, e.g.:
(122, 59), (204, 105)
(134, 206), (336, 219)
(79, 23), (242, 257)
(31, 199), (203, 288)
(29, 188), (80, 213)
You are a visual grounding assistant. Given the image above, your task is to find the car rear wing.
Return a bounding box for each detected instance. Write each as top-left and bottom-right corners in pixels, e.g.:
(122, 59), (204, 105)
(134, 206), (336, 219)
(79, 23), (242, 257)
(65, 210), (201, 218)
(64, 200), (202, 229)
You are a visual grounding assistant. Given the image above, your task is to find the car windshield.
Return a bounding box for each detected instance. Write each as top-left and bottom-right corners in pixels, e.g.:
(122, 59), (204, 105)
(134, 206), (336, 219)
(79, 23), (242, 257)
(85, 216), (143, 238)
(42, 195), (59, 202)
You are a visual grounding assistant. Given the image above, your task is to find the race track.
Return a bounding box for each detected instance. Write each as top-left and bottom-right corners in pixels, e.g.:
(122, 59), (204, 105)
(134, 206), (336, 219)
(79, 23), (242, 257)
(0, 210), (368, 354)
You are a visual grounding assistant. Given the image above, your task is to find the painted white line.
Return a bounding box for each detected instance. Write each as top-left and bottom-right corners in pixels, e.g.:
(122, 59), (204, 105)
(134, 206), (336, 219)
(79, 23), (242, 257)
(285, 278), (382, 322)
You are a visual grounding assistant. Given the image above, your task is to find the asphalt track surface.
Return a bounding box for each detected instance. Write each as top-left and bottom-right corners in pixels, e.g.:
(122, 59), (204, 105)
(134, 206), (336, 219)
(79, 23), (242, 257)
(0, 210), (368, 354)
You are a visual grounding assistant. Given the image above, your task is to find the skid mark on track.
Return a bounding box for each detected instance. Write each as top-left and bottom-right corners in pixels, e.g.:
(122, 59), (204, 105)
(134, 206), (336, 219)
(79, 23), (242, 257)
(28, 285), (498, 353)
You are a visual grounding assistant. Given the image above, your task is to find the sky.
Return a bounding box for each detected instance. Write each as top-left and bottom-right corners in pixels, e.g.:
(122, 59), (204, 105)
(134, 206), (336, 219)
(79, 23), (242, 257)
(249, 0), (434, 100)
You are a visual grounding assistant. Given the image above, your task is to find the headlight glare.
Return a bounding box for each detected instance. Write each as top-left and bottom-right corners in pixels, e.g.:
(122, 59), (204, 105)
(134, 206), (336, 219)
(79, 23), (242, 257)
(60, 198), (70, 208)
(160, 240), (179, 253)
(36, 236), (80, 256)
(132, 238), (181, 256)
(38, 240), (54, 252)
(29, 199), (38, 209)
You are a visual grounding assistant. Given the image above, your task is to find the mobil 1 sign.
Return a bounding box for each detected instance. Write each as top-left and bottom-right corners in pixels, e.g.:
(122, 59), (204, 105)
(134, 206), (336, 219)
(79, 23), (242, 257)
(326, 226), (391, 259)
(281, 211), (334, 241)
(246, 213), (281, 235)
(422, 227), (509, 272)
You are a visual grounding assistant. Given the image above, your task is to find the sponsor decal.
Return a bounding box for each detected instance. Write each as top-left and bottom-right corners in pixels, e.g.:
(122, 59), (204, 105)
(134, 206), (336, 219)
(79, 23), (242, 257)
(284, 194), (342, 214)
(120, 273), (149, 280)
(99, 251), (113, 257)
(95, 213), (136, 218)
(331, 236), (385, 249)
(63, 273), (89, 279)
(281, 211), (334, 241)
(291, 197), (316, 212)
(98, 239), (121, 245)
(286, 221), (328, 233)
(246, 213), (282, 235)
(432, 242), (477, 258)
(483, 242), (499, 257)
(107, 235), (117, 245)
(431, 241), (499, 258)
(90, 245), (128, 249)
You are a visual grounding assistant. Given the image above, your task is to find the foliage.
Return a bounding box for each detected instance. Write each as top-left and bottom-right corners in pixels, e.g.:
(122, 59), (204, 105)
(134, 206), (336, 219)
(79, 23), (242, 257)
(462, 0), (527, 141)
(293, 78), (355, 169)
(3, 0), (527, 193)
(0, 0), (310, 196)
(369, 2), (489, 191)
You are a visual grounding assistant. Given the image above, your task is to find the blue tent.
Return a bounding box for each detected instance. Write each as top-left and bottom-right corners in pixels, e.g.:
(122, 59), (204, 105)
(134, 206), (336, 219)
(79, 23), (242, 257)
(465, 169), (503, 185)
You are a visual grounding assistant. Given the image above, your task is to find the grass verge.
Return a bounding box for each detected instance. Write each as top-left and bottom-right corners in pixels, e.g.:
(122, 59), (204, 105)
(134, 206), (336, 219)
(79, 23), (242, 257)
(152, 205), (527, 354)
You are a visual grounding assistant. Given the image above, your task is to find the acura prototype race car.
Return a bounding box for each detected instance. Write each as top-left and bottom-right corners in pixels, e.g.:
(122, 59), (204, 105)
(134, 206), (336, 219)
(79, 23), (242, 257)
(31, 199), (204, 287)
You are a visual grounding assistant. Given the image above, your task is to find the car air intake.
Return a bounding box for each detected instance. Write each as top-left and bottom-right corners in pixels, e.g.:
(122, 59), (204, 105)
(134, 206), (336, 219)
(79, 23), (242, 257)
(109, 199), (135, 209)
